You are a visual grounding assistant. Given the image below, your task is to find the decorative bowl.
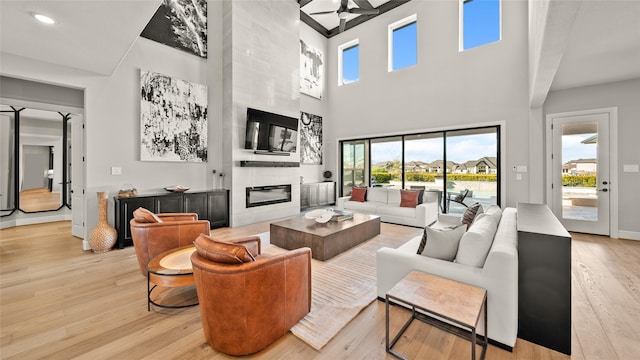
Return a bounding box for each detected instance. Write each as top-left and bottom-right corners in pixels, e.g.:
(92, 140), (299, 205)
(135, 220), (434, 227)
(164, 185), (189, 193)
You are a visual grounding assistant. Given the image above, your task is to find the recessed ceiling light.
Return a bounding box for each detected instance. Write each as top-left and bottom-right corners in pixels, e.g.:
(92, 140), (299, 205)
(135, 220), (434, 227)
(32, 13), (56, 25)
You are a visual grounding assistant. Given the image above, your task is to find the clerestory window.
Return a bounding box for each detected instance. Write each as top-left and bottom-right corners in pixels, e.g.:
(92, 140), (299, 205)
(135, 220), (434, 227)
(460, 0), (501, 51)
(338, 39), (359, 85)
(388, 14), (417, 71)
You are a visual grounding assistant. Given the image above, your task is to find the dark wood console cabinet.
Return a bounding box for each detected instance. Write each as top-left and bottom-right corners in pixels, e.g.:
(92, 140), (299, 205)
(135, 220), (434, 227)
(114, 190), (229, 249)
(517, 202), (572, 355)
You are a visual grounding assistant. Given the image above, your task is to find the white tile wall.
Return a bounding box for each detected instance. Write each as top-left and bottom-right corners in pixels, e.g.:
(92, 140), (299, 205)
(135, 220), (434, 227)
(222, 0), (301, 227)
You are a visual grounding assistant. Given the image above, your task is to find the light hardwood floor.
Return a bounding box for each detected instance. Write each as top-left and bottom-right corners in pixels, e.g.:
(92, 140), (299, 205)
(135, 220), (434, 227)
(1, 221), (638, 359)
(18, 188), (62, 212)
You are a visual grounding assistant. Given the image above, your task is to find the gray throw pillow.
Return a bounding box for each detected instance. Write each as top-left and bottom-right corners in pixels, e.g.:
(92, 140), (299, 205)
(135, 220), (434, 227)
(420, 224), (467, 261)
(455, 213), (499, 267)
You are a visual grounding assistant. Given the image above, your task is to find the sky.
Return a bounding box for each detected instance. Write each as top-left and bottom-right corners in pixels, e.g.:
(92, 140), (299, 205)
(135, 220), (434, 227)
(562, 134), (597, 162)
(371, 133), (497, 164)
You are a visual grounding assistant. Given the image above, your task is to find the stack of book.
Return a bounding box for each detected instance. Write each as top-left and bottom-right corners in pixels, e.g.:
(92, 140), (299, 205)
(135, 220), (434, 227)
(331, 210), (353, 222)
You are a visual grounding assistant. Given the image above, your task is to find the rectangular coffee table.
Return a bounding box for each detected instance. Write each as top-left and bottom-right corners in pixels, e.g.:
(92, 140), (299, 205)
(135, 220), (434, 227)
(270, 213), (380, 261)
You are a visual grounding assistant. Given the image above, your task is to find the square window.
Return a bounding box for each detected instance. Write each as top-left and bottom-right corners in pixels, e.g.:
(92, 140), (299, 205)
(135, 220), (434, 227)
(389, 14), (417, 71)
(461, 0), (501, 51)
(339, 39), (359, 85)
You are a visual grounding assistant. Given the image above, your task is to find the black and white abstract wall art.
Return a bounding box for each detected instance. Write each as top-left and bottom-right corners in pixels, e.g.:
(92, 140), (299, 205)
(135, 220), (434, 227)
(300, 39), (323, 99)
(140, 70), (208, 162)
(141, 0), (207, 58)
(300, 112), (323, 165)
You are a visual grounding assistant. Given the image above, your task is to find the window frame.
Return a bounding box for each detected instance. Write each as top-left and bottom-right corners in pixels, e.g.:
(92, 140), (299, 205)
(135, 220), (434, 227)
(388, 14), (418, 72)
(338, 39), (360, 86)
(339, 125), (502, 213)
(459, 0), (502, 51)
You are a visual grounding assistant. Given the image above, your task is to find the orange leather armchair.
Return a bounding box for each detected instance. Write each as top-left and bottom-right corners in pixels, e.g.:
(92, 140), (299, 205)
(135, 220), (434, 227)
(191, 234), (311, 356)
(130, 208), (210, 276)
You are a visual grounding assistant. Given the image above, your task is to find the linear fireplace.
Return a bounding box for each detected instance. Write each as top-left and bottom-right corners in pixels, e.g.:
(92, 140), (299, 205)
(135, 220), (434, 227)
(246, 184), (292, 208)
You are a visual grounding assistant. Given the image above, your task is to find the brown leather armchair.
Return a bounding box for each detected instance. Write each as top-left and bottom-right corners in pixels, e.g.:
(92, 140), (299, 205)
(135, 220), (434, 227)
(191, 234), (311, 356)
(129, 208), (210, 276)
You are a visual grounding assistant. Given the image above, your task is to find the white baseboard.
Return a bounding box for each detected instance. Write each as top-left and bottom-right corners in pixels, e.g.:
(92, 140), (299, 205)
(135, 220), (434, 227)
(13, 215), (71, 227)
(0, 220), (17, 229)
(618, 230), (640, 241)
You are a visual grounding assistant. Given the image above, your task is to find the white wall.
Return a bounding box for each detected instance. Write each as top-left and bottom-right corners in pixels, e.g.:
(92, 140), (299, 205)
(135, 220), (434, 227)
(323, 0), (531, 207)
(0, 1), (224, 235)
(300, 22), (330, 184)
(544, 78), (640, 238)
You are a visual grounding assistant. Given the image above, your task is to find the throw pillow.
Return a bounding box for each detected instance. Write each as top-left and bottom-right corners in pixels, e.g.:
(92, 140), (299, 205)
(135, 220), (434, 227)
(350, 187), (367, 202)
(462, 203), (483, 230)
(416, 227), (428, 254)
(400, 190), (420, 208)
(194, 234), (256, 264)
(455, 213), (499, 267)
(133, 207), (162, 223)
(420, 224), (467, 261)
(387, 189), (401, 205)
(484, 204), (503, 221)
(367, 187), (388, 203)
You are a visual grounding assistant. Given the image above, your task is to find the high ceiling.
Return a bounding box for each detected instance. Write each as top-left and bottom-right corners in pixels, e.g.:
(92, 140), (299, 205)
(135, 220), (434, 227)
(0, 0), (638, 96)
(0, 0), (161, 76)
(299, 0), (409, 38)
(549, 0), (640, 90)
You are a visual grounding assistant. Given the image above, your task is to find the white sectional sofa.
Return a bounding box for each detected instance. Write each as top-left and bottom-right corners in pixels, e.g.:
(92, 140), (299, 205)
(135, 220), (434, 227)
(336, 187), (439, 227)
(376, 207), (518, 349)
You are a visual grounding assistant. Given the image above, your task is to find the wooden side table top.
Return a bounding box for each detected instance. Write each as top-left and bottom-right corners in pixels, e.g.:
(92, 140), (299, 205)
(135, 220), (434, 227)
(387, 270), (486, 328)
(147, 245), (196, 276)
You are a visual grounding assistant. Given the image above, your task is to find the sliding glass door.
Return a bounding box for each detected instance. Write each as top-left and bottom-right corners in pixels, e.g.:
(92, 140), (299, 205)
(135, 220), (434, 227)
(370, 136), (402, 189)
(339, 125), (500, 214)
(444, 128), (499, 214)
(404, 133), (445, 210)
(341, 140), (367, 196)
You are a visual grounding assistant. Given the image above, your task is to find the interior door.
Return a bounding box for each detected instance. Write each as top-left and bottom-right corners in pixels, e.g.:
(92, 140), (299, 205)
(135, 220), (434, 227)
(550, 112), (610, 235)
(71, 117), (84, 238)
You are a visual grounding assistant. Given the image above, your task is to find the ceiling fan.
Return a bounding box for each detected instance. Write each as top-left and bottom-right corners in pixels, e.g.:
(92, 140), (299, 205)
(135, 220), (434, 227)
(310, 0), (380, 33)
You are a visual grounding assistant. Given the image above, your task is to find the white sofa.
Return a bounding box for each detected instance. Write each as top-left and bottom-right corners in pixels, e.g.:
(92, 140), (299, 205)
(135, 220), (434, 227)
(336, 187), (439, 227)
(376, 207), (518, 349)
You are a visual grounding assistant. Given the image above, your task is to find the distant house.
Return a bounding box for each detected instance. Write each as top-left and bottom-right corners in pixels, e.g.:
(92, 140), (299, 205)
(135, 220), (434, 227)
(453, 157), (497, 174)
(405, 161), (429, 173)
(427, 160), (456, 173)
(563, 158), (597, 175)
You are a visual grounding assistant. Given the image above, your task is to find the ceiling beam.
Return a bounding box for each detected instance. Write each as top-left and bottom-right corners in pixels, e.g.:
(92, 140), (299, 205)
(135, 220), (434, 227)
(300, 0), (412, 38)
(300, 10), (331, 37)
(353, 0), (374, 10)
(529, 0), (582, 107)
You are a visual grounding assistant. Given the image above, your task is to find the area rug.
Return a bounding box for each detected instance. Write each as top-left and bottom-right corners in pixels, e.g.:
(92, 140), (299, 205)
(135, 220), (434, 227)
(259, 231), (411, 350)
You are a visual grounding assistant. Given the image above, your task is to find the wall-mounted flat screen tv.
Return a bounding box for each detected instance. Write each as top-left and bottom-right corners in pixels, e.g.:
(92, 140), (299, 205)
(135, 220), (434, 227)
(244, 108), (298, 153)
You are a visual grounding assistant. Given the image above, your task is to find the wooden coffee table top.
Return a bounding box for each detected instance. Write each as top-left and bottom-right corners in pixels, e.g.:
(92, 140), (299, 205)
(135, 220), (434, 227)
(271, 212), (380, 236)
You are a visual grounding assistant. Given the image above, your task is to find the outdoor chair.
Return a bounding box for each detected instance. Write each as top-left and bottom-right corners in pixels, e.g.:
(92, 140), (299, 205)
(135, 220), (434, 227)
(447, 188), (470, 211)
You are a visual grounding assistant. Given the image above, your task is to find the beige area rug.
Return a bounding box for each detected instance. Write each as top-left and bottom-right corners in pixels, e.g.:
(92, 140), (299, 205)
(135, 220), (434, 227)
(259, 231), (411, 350)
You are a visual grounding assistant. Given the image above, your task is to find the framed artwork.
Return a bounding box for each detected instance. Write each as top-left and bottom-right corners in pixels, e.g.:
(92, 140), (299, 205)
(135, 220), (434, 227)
(300, 112), (322, 165)
(140, 70), (208, 162)
(300, 39), (323, 99)
(141, 0), (208, 58)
